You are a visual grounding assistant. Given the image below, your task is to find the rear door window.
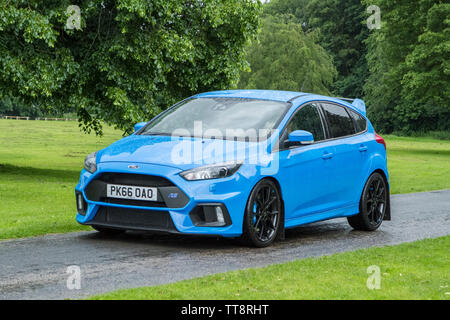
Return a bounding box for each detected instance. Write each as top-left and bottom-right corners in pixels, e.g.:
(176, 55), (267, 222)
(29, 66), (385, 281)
(321, 103), (356, 138)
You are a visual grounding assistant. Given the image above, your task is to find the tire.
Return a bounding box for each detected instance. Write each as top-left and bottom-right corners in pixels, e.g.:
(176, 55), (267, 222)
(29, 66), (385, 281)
(348, 172), (388, 231)
(92, 226), (126, 235)
(241, 179), (283, 247)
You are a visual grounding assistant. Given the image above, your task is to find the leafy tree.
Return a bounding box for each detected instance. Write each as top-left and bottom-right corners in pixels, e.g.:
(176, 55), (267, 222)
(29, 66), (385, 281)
(238, 15), (337, 95)
(0, 96), (76, 118)
(364, 0), (449, 133)
(0, 97), (40, 117)
(400, 2), (450, 132)
(265, 0), (369, 98)
(0, 1), (261, 134)
(263, 0), (310, 24)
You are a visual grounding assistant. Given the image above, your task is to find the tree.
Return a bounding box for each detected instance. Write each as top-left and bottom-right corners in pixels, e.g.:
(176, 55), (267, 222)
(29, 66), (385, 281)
(400, 2), (450, 132)
(0, 1), (261, 134)
(263, 0), (310, 24)
(265, 0), (369, 98)
(0, 97), (44, 118)
(364, 0), (449, 133)
(238, 15), (337, 95)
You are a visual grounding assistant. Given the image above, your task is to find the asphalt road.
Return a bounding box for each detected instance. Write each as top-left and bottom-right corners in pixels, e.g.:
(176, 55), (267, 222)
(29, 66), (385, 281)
(0, 189), (449, 300)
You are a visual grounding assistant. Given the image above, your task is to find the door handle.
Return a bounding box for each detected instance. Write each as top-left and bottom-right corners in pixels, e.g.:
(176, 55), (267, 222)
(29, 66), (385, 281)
(322, 152), (333, 160)
(359, 145), (368, 152)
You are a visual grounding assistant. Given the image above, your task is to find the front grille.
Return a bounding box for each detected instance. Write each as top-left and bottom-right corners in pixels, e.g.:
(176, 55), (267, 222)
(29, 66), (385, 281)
(88, 206), (178, 232)
(84, 172), (189, 208)
(96, 172), (175, 187)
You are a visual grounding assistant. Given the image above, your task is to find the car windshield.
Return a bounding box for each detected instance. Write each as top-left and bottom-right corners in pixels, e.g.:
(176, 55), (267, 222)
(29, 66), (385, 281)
(139, 97), (290, 141)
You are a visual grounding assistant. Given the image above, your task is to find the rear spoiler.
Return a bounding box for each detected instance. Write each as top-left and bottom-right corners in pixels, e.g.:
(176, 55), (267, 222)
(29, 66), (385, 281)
(335, 97), (367, 116)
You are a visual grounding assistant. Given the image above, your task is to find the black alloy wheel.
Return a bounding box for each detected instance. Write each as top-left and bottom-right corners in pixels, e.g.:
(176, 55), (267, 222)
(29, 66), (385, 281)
(242, 179), (282, 247)
(348, 172), (388, 231)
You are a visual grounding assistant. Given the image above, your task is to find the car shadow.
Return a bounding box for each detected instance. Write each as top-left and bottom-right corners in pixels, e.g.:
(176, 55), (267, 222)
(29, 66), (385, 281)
(77, 218), (356, 251)
(78, 230), (237, 250)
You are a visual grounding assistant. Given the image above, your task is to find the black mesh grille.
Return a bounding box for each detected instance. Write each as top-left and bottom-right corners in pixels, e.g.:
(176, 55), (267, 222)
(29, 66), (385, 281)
(89, 206), (178, 232)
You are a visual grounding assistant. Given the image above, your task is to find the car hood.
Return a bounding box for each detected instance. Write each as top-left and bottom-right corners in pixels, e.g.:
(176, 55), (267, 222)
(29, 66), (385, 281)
(97, 135), (263, 171)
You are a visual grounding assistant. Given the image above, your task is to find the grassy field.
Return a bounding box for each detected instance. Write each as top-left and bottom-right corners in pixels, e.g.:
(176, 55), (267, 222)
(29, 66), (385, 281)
(91, 236), (450, 300)
(0, 119), (122, 239)
(386, 135), (450, 194)
(0, 119), (449, 240)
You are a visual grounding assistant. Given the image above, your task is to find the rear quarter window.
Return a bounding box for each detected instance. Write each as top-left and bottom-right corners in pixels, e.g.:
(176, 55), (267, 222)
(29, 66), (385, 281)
(321, 103), (356, 138)
(348, 109), (367, 133)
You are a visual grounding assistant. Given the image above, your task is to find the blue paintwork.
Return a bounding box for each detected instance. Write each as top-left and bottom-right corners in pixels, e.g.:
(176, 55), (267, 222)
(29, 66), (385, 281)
(352, 99), (367, 116)
(288, 130), (314, 144)
(194, 89), (304, 102)
(134, 122), (147, 132)
(75, 90), (389, 237)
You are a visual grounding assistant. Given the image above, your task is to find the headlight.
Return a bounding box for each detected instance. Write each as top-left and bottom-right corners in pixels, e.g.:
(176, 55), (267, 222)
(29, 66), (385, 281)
(84, 151), (98, 174)
(180, 161), (242, 181)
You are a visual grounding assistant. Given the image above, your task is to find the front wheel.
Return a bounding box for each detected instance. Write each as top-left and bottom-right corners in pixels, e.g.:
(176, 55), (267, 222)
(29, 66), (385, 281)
(348, 172), (388, 231)
(241, 180), (282, 247)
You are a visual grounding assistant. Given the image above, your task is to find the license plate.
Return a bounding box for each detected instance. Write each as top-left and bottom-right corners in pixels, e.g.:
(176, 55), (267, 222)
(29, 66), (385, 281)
(106, 184), (157, 201)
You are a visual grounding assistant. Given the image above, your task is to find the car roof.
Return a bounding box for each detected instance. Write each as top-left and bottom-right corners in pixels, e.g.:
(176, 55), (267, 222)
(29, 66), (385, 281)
(194, 90), (307, 102)
(194, 90), (364, 116)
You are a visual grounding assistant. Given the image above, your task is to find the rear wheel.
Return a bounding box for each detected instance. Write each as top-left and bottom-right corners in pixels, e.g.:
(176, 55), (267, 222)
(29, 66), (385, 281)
(348, 172), (388, 231)
(242, 180), (282, 247)
(92, 226), (126, 235)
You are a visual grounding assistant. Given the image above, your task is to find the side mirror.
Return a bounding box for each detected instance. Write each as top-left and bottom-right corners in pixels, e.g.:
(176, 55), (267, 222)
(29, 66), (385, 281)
(285, 130), (314, 148)
(134, 122), (147, 133)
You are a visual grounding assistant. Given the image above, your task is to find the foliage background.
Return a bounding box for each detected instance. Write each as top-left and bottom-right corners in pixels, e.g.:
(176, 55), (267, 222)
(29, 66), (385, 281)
(0, 0), (448, 135)
(363, 0), (449, 134)
(0, 0), (261, 134)
(237, 15), (337, 94)
(263, 0), (369, 99)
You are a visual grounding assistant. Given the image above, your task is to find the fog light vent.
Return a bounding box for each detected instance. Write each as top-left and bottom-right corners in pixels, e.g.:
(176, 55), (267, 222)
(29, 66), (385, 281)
(189, 204), (231, 227)
(215, 206), (225, 225)
(76, 192), (87, 216)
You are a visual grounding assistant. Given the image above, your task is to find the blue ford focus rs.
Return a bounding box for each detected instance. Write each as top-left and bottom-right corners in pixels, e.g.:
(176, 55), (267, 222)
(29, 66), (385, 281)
(75, 90), (390, 247)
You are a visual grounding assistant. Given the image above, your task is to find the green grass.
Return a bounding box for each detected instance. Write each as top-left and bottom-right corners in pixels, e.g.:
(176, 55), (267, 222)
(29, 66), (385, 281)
(391, 130), (450, 141)
(91, 236), (450, 300)
(385, 135), (450, 194)
(0, 119), (122, 239)
(0, 119), (449, 240)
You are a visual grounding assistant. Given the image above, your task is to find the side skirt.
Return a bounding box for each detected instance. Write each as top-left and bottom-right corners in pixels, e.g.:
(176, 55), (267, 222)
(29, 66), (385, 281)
(284, 204), (359, 229)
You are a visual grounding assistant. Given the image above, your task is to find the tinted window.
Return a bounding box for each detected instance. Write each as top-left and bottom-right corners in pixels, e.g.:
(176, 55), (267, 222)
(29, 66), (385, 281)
(348, 109), (367, 133)
(286, 104), (325, 142)
(321, 103), (355, 138)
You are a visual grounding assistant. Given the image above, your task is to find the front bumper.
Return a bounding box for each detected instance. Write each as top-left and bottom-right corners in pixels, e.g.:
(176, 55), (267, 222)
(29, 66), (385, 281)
(75, 162), (254, 237)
